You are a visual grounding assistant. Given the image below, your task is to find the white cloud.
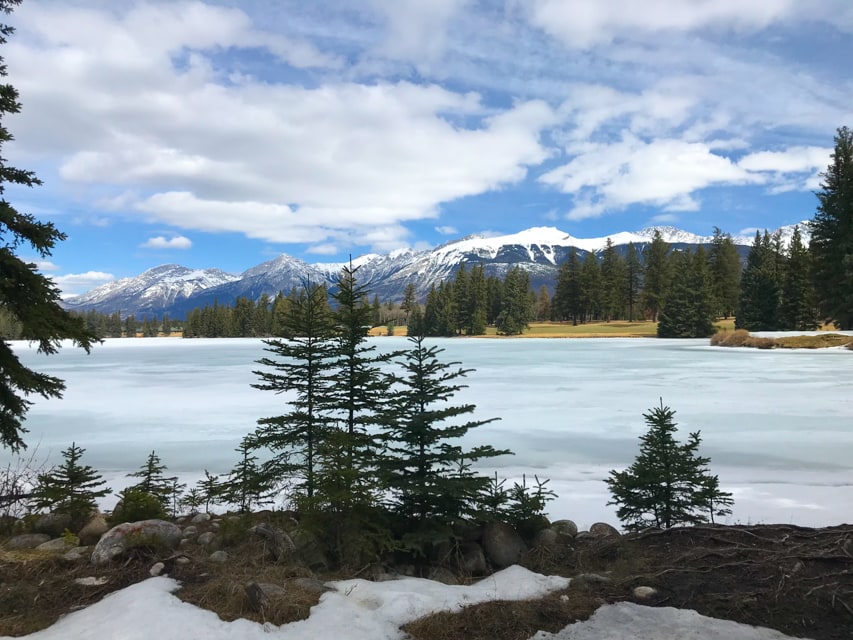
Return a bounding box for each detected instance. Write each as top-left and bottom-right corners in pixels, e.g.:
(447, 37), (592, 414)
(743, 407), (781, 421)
(540, 136), (758, 220)
(435, 225), (458, 235)
(52, 271), (115, 297)
(140, 235), (193, 250)
(307, 243), (339, 255)
(738, 146), (830, 173)
(525, 0), (804, 49)
(34, 260), (59, 271)
(370, 0), (469, 67)
(7, 3), (555, 252)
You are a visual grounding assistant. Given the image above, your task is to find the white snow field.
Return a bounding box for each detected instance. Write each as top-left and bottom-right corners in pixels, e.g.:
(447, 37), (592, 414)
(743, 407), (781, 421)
(5, 336), (853, 528)
(0, 568), (812, 640)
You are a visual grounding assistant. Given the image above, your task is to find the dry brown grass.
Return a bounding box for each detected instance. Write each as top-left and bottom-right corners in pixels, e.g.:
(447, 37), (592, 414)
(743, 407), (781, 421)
(711, 330), (853, 350)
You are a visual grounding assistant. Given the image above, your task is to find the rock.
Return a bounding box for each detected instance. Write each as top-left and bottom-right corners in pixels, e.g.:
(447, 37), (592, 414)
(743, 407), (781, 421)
(252, 523), (294, 561)
(34, 512), (73, 537)
(291, 528), (328, 571)
(429, 567), (459, 585)
(150, 562), (166, 576)
(633, 585), (657, 599)
(551, 519), (579, 537)
(197, 531), (217, 547)
(78, 515), (109, 546)
(482, 522), (527, 569)
(191, 512), (211, 524)
(62, 547), (89, 562)
(176, 556), (191, 565)
(3, 533), (50, 550)
(75, 576), (109, 587)
(245, 581), (285, 611)
(91, 519), (182, 565)
(290, 577), (332, 595)
(459, 541), (488, 575)
(532, 528), (559, 549)
(575, 531), (593, 540)
(209, 550), (228, 563)
(589, 522), (620, 537)
(182, 525), (198, 538)
(36, 537), (77, 553)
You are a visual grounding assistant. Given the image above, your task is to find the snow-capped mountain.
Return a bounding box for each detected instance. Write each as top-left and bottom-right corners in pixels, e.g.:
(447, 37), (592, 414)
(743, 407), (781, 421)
(63, 265), (239, 316)
(62, 224), (800, 318)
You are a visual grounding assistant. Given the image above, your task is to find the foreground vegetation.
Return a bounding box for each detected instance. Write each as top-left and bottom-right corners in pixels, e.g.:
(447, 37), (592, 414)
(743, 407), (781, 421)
(711, 329), (853, 350)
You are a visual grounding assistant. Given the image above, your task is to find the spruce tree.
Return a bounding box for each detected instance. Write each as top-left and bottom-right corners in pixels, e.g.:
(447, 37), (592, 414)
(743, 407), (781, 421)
(249, 280), (337, 501)
(809, 125), (853, 329)
(554, 248), (582, 324)
(453, 263), (470, 334)
(32, 443), (110, 529)
(496, 266), (531, 335)
(780, 226), (820, 331)
(624, 243), (642, 322)
(466, 263), (488, 335)
(605, 401), (733, 531)
(401, 283), (417, 323)
(580, 251), (602, 322)
(126, 450), (178, 508)
(0, 0), (98, 450)
(220, 437), (275, 513)
(657, 249), (714, 338)
(736, 231), (780, 331)
(641, 230), (671, 321)
(379, 336), (509, 543)
(599, 239), (626, 321)
(707, 227), (741, 319)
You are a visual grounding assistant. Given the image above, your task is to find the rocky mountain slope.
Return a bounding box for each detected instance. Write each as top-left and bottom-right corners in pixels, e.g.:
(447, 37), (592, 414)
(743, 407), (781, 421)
(62, 224), (807, 319)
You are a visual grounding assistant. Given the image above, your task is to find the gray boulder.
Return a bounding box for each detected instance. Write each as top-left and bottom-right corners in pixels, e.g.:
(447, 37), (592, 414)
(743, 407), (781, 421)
(290, 577), (332, 595)
(459, 541), (488, 575)
(197, 531), (217, 547)
(482, 522), (527, 569)
(3, 533), (51, 550)
(245, 581), (286, 612)
(209, 550), (228, 563)
(589, 522), (620, 537)
(36, 537), (77, 553)
(191, 512), (211, 524)
(532, 528), (559, 549)
(551, 519), (578, 537)
(91, 519), (182, 564)
(78, 514), (109, 546)
(34, 512), (72, 537)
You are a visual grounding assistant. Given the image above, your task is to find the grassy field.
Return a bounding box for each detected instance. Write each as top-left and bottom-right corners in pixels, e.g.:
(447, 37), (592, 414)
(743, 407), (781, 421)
(370, 319), (738, 339)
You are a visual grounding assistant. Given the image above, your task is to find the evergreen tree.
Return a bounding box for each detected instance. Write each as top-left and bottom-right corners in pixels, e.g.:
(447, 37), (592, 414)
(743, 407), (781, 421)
(624, 243), (642, 322)
(605, 401), (733, 532)
(126, 450), (178, 508)
(496, 266), (531, 335)
(707, 227), (741, 319)
(809, 125), (853, 329)
(599, 239), (626, 321)
(249, 280), (337, 501)
(453, 263), (469, 334)
(736, 231), (780, 331)
(32, 443), (110, 529)
(580, 251), (602, 322)
(657, 249), (715, 338)
(401, 283), (417, 323)
(534, 284), (550, 322)
(466, 263), (488, 335)
(379, 336), (509, 544)
(407, 304), (425, 337)
(485, 275), (503, 325)
(196, 469), (222, 514)
(641, 230), (671, 322)
(780, 226), (820, 331)
(553, 248), (582, 324)
(220, 437), (275, 513)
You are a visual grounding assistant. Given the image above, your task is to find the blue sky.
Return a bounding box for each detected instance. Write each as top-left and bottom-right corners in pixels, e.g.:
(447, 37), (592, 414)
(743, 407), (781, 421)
(5, 0), (852, 296)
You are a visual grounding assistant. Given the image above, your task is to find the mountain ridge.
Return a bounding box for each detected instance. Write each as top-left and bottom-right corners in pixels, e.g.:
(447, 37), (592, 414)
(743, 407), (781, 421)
(62, 223), (809, 318)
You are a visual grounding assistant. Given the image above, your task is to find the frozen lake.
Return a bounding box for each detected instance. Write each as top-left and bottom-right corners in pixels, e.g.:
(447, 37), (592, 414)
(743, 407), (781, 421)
(5, 337), (852, 529)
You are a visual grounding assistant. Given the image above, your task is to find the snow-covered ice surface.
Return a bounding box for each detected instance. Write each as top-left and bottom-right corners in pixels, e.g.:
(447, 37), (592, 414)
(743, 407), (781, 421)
(1, 569), (811, 640)
(5, 336), (853, 527)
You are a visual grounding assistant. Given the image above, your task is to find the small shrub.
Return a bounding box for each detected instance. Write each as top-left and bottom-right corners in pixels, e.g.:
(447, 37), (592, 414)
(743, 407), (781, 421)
(109, 488), (168, 525)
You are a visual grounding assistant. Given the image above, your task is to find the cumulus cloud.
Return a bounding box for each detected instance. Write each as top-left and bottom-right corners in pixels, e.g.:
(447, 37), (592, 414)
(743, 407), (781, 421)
(540, 136), (758, 220)
(140, 235), (193, 249)
(52, 271), (115, 298)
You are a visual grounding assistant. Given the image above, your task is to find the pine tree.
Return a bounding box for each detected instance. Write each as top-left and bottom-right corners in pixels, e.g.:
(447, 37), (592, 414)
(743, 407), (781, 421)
(0, 0), (98, 450)
(641, 230), (671, 322)
(809, 125), (853, 329)
(249, 280), (337, 501)
(379, 336), (509, 543)
(126, 450), (178, 508)
(605, 401), (733, 532)
(736, 231), (780, 331)
(657, 249), (715, 338)
(624, 243), (642, 322)
(496, 266), (531, 335)
(466, 264), (488, 335)
(580, 251), (602, 322)
(599, 239), (626, 321)
(401, 283), (417, 323)
(220, 437), (275, 513)
(32, 443), (110, 529)
(707, 228), (741, 319)
(553, 248), (582, 324)
(780, 226), (820, 331)
(196, 470), (222, 514)
(453, 263), (469, 334)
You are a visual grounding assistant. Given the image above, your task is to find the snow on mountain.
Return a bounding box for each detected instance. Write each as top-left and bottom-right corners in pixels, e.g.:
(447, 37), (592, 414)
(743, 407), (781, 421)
(63, 223), (804, 317)
(63, 265), (238, 316)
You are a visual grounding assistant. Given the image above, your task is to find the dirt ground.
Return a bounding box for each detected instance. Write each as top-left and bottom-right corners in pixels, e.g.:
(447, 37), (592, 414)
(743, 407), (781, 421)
(2, 523), (851, 639)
